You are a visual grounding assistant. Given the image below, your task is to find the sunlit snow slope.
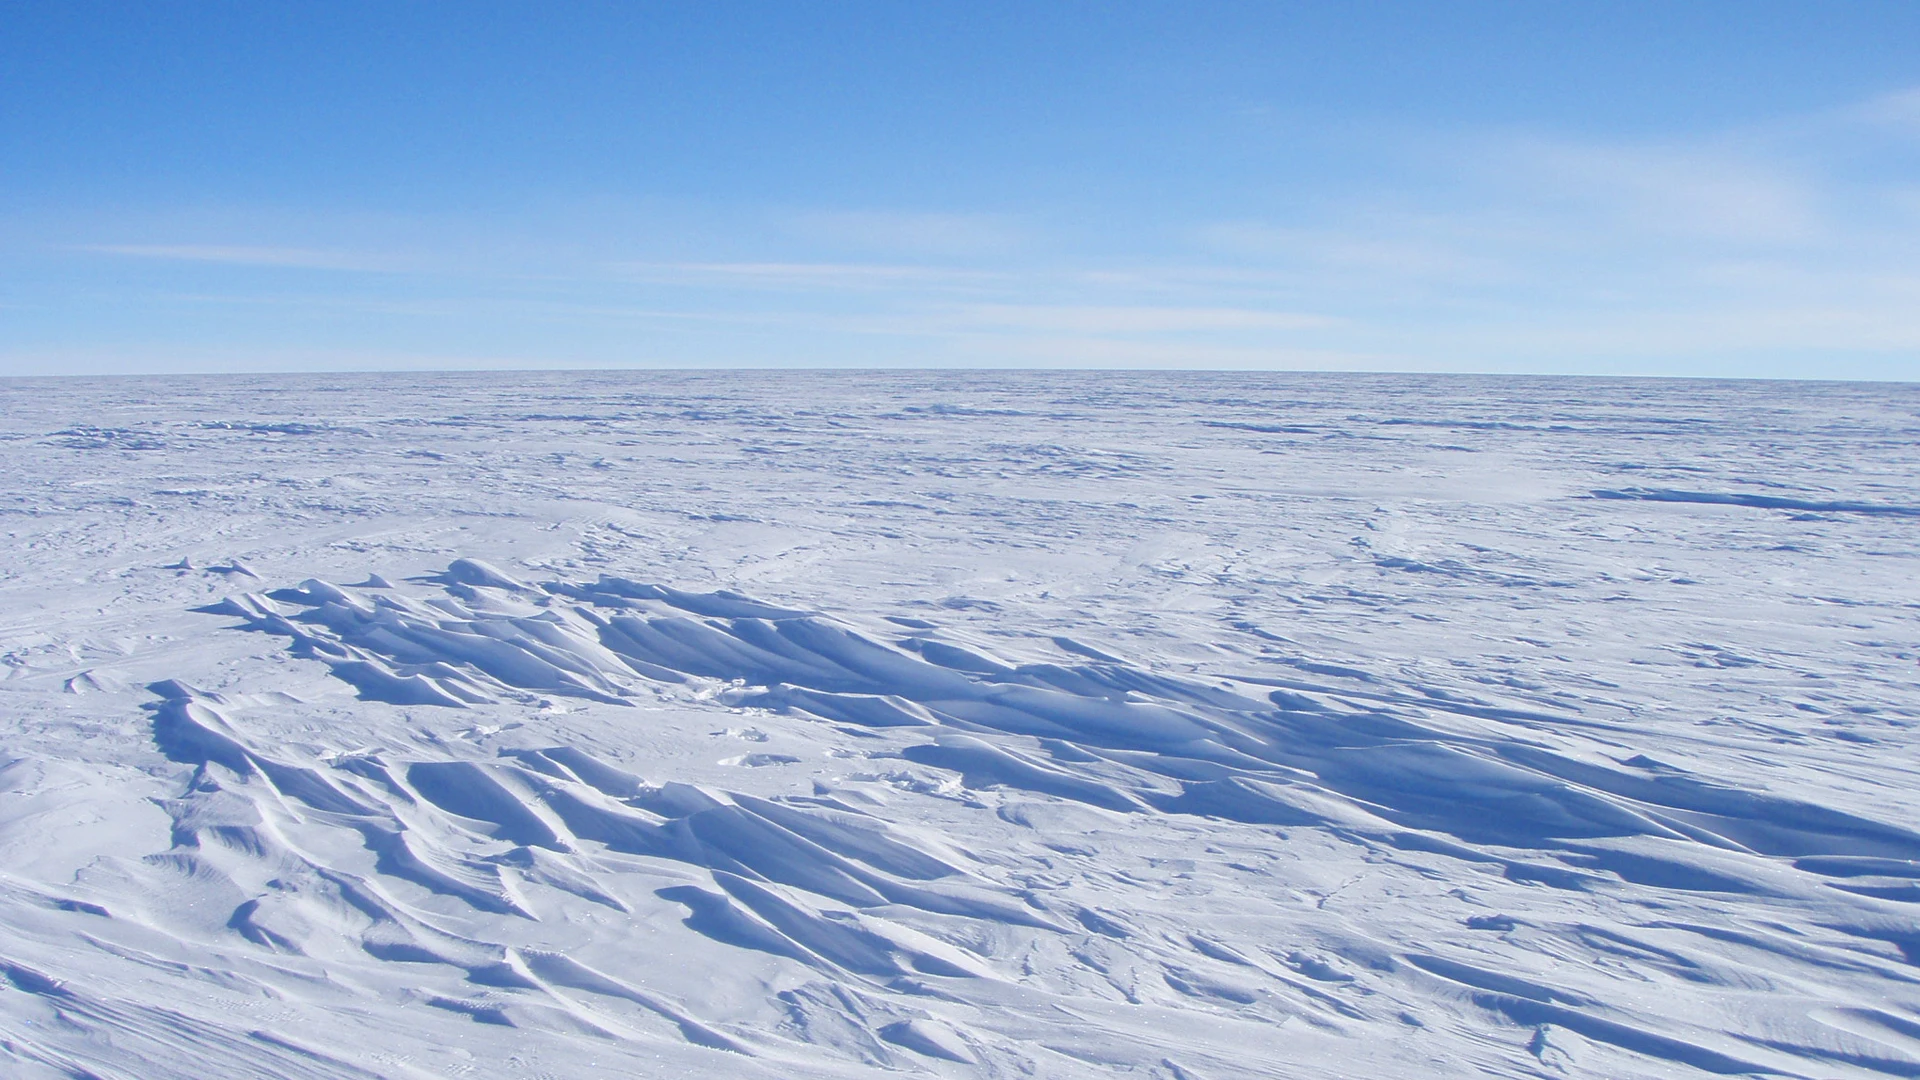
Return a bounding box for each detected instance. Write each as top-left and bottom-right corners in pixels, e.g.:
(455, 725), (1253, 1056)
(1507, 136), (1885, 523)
(2, 371), (1918, 1079)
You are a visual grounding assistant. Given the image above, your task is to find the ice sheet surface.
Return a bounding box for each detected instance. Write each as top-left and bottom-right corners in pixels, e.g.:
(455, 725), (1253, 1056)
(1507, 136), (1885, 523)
(2, 371), (1918, 1079)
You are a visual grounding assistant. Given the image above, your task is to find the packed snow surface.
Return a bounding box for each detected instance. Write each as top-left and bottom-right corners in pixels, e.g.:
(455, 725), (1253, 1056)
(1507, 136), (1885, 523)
(2, 371), (1918, 1079)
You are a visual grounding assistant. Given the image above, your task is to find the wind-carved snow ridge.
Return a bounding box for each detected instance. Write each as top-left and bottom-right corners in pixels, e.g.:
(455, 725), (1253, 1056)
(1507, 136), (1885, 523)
(213, 558), (1920, 865)
(139, 557), (1920, 1078)
(141, 679), (974, 1055)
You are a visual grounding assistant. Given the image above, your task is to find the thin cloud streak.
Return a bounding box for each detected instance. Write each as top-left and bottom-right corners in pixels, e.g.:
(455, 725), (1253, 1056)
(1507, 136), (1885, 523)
(952, 304), (1337, 334)
(610, 261), (1011, 291)
(939, 335), (1386, 371)
(76, 244), (418, 273)
(786, 210), (1029, 257)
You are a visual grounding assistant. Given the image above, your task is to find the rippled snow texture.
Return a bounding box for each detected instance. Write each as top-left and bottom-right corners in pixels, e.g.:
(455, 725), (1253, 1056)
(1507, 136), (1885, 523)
(2, 371), (1918, 1079)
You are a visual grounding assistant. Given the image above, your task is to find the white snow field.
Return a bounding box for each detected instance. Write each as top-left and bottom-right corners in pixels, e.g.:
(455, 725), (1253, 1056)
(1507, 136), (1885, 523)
(2, 371), (1918, 1080)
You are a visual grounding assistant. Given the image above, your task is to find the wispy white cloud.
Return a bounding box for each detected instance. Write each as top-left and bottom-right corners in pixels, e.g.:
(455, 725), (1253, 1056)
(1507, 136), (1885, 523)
(952, 304), (1336, 334)
(76, 244), (416, 272)
(1164, 86), (1920, 374)
(939, 334), (1383, 371)
(786, 210), (1028, 257)
(0, 344), (539, 375)
(1192, 220), (1512, 283)
(610, 260), (1008, 291)
(1847, 87), (1920, 135)
(1412, 298), (1920, 360)
(1486, 137), (1823, 244)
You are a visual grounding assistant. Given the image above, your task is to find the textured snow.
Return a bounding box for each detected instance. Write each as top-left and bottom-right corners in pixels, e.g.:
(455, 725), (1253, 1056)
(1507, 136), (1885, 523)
(1, 370), (1918, 1079)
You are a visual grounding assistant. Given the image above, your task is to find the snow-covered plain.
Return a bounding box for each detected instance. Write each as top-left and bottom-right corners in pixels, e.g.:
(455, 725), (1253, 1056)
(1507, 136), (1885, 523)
(2, 370), (1918, 1079)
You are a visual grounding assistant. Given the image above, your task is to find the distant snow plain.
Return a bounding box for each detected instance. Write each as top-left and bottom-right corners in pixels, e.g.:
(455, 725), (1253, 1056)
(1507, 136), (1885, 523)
(2, 371), (1918, 1080)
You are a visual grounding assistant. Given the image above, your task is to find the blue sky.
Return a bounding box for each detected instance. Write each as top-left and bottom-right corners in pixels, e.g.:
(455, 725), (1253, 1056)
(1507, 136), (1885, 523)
(4, 2), (1918, 378)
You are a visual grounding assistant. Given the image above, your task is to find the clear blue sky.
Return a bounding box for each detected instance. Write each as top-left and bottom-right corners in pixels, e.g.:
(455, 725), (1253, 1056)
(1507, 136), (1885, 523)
(4, 2), (1918, 377)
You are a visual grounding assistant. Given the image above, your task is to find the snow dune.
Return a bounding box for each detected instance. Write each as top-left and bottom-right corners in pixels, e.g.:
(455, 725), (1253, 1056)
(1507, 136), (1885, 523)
(2, 371), (1918, 1078)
